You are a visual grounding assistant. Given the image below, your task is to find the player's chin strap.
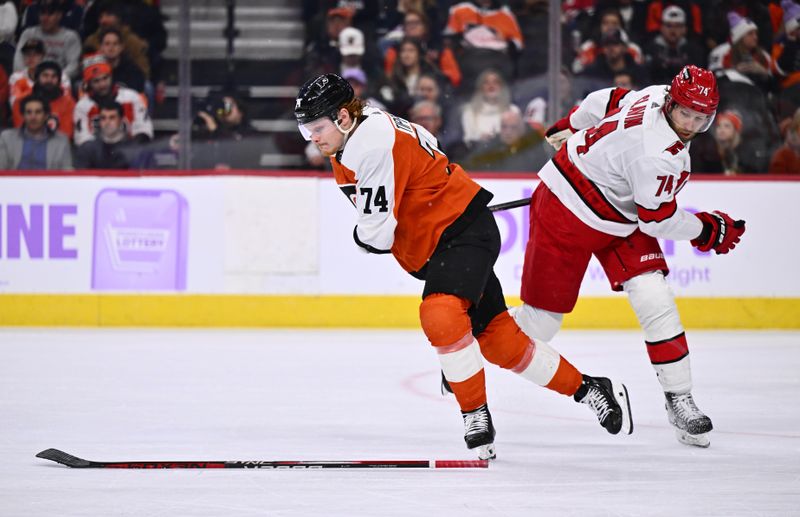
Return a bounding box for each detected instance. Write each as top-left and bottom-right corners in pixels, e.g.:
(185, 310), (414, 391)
(335, 117), (357, 137)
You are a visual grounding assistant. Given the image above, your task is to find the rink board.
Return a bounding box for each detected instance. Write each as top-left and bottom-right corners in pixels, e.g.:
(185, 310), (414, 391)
(0, 173), (797, 328)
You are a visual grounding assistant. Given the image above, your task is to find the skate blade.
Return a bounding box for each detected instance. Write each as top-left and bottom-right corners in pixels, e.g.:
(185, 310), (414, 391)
(612, 380), (634, 435)
(476, 443), (496, 460)
(675, 429), (710, 448)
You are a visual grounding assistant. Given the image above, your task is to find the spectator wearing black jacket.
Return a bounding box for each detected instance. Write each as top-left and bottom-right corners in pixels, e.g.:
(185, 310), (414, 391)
(98, 27), (145, 92)
(75, 100), (141, 169)
(192, 93), (262, 169)
(82, 0), (167, 84)
(644, 6), (706, 85)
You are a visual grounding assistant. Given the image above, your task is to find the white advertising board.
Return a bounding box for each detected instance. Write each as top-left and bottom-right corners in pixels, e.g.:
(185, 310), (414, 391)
(0, 175), (797, 297)
(319, 177), (800, 298)
(0, 177), (225, 292)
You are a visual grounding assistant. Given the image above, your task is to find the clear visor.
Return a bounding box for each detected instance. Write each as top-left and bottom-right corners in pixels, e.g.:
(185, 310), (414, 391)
(667, 102), (716, 134)
(298, 117), (337, 141)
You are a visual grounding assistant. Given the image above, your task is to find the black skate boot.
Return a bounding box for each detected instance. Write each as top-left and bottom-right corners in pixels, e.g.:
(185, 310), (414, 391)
(664, 391), (713, 448)
(573, 375), (633, 435)
(462, 403), (496, 460)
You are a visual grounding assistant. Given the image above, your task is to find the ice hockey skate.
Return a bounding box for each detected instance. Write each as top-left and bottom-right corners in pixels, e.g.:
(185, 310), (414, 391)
(462, 404), (496, 460)
(573, 375), (633, 435)
(664, 391), (713, 448)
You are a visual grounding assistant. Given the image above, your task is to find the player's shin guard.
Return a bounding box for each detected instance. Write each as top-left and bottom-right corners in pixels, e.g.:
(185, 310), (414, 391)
(420, 294), (487, 411)
(625, 272), (692, 393)
(478, 311), (582, 396)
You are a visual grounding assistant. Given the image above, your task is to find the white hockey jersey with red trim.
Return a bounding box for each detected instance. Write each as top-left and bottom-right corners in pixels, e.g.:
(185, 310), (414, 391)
(331, 105), (482, 273)
(73, 85), (153, 146)
(539, 85), (702, 240)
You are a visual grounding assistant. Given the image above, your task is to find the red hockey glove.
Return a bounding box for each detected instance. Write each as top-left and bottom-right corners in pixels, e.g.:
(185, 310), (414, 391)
(690, 211), (746, 254)
(544, 109), (577, 150)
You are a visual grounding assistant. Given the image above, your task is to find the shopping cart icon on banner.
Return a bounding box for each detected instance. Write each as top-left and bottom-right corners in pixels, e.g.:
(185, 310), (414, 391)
(92, 188), (188, 290)
(103, 224), (170, 273)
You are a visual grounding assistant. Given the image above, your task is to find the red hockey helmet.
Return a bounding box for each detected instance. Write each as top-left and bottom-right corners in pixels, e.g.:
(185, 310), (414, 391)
(665, 65), (719, 133)
(669, 65), (719, 115)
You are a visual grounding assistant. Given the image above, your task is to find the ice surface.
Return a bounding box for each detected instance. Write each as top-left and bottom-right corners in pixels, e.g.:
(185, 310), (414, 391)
(1, 328), (798, 516)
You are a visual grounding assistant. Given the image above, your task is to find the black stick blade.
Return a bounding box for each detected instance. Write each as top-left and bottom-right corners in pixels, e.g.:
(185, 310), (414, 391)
(488, 197), (531, 212)
(36, 449), (93, 468)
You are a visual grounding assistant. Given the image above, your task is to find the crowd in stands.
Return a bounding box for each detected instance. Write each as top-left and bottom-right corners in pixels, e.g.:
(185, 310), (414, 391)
(2, 0), (800, 173)
(0, 0), (168, 169)
(299, 0), (800, 174)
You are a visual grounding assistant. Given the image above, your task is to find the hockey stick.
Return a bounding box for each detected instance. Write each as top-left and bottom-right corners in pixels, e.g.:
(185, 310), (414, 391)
(488, 197), (531, 212)
(35, 449), (488, 469)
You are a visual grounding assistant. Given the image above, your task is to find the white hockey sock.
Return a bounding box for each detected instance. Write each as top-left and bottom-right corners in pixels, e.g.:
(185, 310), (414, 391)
(511, 339), (560, 386)
(510, 304), (564, 342)
(653, 355), (692, 394)
(625, 271), (693, 393)
(437, 332), (484, 383)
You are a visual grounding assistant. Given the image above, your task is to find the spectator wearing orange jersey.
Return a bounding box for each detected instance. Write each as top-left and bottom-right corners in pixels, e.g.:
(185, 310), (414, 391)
(8, 39), (72, 108)
(12, 61), (75, 139)
(73, 54), (152, 146)
(443, 0), (523, 87)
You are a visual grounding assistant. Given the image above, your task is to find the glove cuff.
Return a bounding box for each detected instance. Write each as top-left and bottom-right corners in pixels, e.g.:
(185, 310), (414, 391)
(690, 212), (718, 250)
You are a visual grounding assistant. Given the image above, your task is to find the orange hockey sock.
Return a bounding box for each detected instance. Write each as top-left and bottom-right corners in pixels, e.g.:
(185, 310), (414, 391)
(476, 311), (532, 369)
(544, 356), (582, 396)
(478, 310), (582, 396)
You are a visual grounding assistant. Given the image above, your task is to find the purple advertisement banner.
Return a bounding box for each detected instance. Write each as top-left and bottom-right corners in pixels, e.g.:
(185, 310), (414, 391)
(91, 188), (189, 291)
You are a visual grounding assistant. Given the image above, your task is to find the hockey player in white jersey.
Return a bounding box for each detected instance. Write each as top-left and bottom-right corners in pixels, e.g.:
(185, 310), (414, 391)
(515, 65), (746, 448)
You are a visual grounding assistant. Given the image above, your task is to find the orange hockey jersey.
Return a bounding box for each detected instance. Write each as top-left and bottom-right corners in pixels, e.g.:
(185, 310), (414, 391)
(331, 106), (484, 273)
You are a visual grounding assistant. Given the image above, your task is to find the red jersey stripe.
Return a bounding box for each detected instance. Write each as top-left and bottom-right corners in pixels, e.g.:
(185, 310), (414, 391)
(553, 147), (634, 224)
(637, 199), (678, 223)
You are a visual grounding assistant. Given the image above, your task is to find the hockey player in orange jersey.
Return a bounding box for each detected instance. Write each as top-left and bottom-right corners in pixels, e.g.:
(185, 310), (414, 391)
(295, 73), (633, 460)
(520, 65), (747, 448)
